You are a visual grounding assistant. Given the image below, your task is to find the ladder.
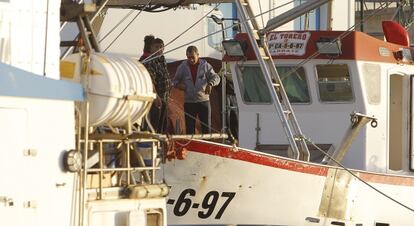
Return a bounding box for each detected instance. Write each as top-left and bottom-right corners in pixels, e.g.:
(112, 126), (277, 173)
(235, 0), (310, 161)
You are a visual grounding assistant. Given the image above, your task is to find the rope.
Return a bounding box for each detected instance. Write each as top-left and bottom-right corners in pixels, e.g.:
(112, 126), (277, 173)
(303, 137), (414, 213)
(165, 96), (223, 135)
(258, 0), (265, 28)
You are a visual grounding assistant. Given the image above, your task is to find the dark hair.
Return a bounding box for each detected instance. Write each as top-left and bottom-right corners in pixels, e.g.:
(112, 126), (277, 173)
(143, 35), (155, 53)
(152, 38), (164, 45)
(186, 45), (198, 54)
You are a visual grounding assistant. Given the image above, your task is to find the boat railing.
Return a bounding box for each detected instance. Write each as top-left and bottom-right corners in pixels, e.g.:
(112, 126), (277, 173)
(76, 129), (228, 200)
(75, 133), (161, 200)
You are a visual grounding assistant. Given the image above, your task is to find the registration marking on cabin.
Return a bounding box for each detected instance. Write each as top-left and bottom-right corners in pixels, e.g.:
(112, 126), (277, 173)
(267, 31), (311, 56)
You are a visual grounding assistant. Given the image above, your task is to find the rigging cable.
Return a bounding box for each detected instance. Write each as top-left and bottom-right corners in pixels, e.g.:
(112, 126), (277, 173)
(258, 0), (265, 28)
(99, 9), (134, 43)
(304, 137), (414, 213)
(233, 0), (414, 213)
(165, 97), (224, 146)
(141, 3), (221, 63)
(263, 0), (414, 213)
(279, 1), (393, 82)
(103, 0), (152, 52)
(142, 0), (295, 63)
(60, 0), (110, 58)
(139, 0), (414, 213)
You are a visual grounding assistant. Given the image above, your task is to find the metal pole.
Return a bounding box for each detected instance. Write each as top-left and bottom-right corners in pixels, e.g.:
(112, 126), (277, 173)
(360, 0), (364, 32)
(327, 0), (332, 30)
(99, 140), (103, 200)
(255, 113), (261, 148)
(220, 22), (227, 134)
(126, 140), (131, 185)
(61, 0), (109, 58)
(324, 113), (377, 165)
(261, 0), (331, 34)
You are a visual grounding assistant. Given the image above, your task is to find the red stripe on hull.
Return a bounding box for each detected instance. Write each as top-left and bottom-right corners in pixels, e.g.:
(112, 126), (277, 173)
(359, 173), (414, 187)
(174, 139), (414, 187)
(176, 139), (328, 176)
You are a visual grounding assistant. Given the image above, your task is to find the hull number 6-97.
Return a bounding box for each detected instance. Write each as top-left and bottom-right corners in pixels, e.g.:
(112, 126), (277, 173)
(167, 188), (236, 219)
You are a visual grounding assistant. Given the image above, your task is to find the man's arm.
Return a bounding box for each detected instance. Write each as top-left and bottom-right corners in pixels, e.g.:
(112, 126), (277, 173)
(204, 63), (220, 94)
(206, 63), (220, 87)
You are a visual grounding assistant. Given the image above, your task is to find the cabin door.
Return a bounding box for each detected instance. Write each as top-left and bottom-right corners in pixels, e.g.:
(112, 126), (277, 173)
(389, 74), (404, 171)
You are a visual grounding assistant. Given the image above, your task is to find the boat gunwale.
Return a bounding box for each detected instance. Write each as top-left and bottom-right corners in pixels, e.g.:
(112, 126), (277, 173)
(173, 138), (414, 186)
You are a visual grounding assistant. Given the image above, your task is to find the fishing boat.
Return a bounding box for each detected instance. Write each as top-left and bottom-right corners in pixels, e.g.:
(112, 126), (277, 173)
(1, 1), (169, 226)
(160, 1), (414, 226)
(2, 0), (414, 226)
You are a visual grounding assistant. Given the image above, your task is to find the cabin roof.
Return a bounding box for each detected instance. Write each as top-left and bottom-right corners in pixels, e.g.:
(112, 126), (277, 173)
(0, 63), (84, 101)
(224, 31), (414, 64)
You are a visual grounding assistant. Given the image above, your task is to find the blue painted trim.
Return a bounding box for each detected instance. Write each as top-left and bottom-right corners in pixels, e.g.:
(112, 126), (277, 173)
(0, 63), (84, 101)
(232, 3), (237, 37)
(316, 7), (320, 30)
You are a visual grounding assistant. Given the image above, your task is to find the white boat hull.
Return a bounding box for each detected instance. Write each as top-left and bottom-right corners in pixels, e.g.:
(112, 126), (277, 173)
(163, 140), (414, 225)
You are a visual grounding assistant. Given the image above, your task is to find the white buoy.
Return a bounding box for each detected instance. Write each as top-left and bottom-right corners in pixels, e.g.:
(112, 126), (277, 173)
(61, 53), (155, 126)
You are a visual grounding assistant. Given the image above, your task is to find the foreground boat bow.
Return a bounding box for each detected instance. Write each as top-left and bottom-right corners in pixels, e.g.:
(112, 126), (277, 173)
(163, 139), (414, 225)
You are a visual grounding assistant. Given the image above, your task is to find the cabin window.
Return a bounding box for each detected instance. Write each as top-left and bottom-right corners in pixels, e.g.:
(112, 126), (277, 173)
(277, 66), (311, 103)
(236, 65), (310, 104)
(362, 63), (381, 104)
(207, 17), (223, 51)
(316, 64), (354, 102)
(237, 66), (272, 103)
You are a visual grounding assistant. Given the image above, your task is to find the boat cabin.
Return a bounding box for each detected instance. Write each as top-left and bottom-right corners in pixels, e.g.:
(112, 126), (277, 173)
(224, 22), (414, 174)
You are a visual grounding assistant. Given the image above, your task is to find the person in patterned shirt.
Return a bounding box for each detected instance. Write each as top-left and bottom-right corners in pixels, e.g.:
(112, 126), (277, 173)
(142, 38), (171, 133)
(139, 35), (154, 61)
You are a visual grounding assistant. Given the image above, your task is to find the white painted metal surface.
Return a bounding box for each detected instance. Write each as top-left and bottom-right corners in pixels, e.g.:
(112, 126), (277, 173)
(87, 198), (167, 226)
(230, 59), (414, 173)
(63, 53), (155, 126)
(0, 97), (76, 226)
(6, 0), (60, 78)
(163, 140), (414, 225)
